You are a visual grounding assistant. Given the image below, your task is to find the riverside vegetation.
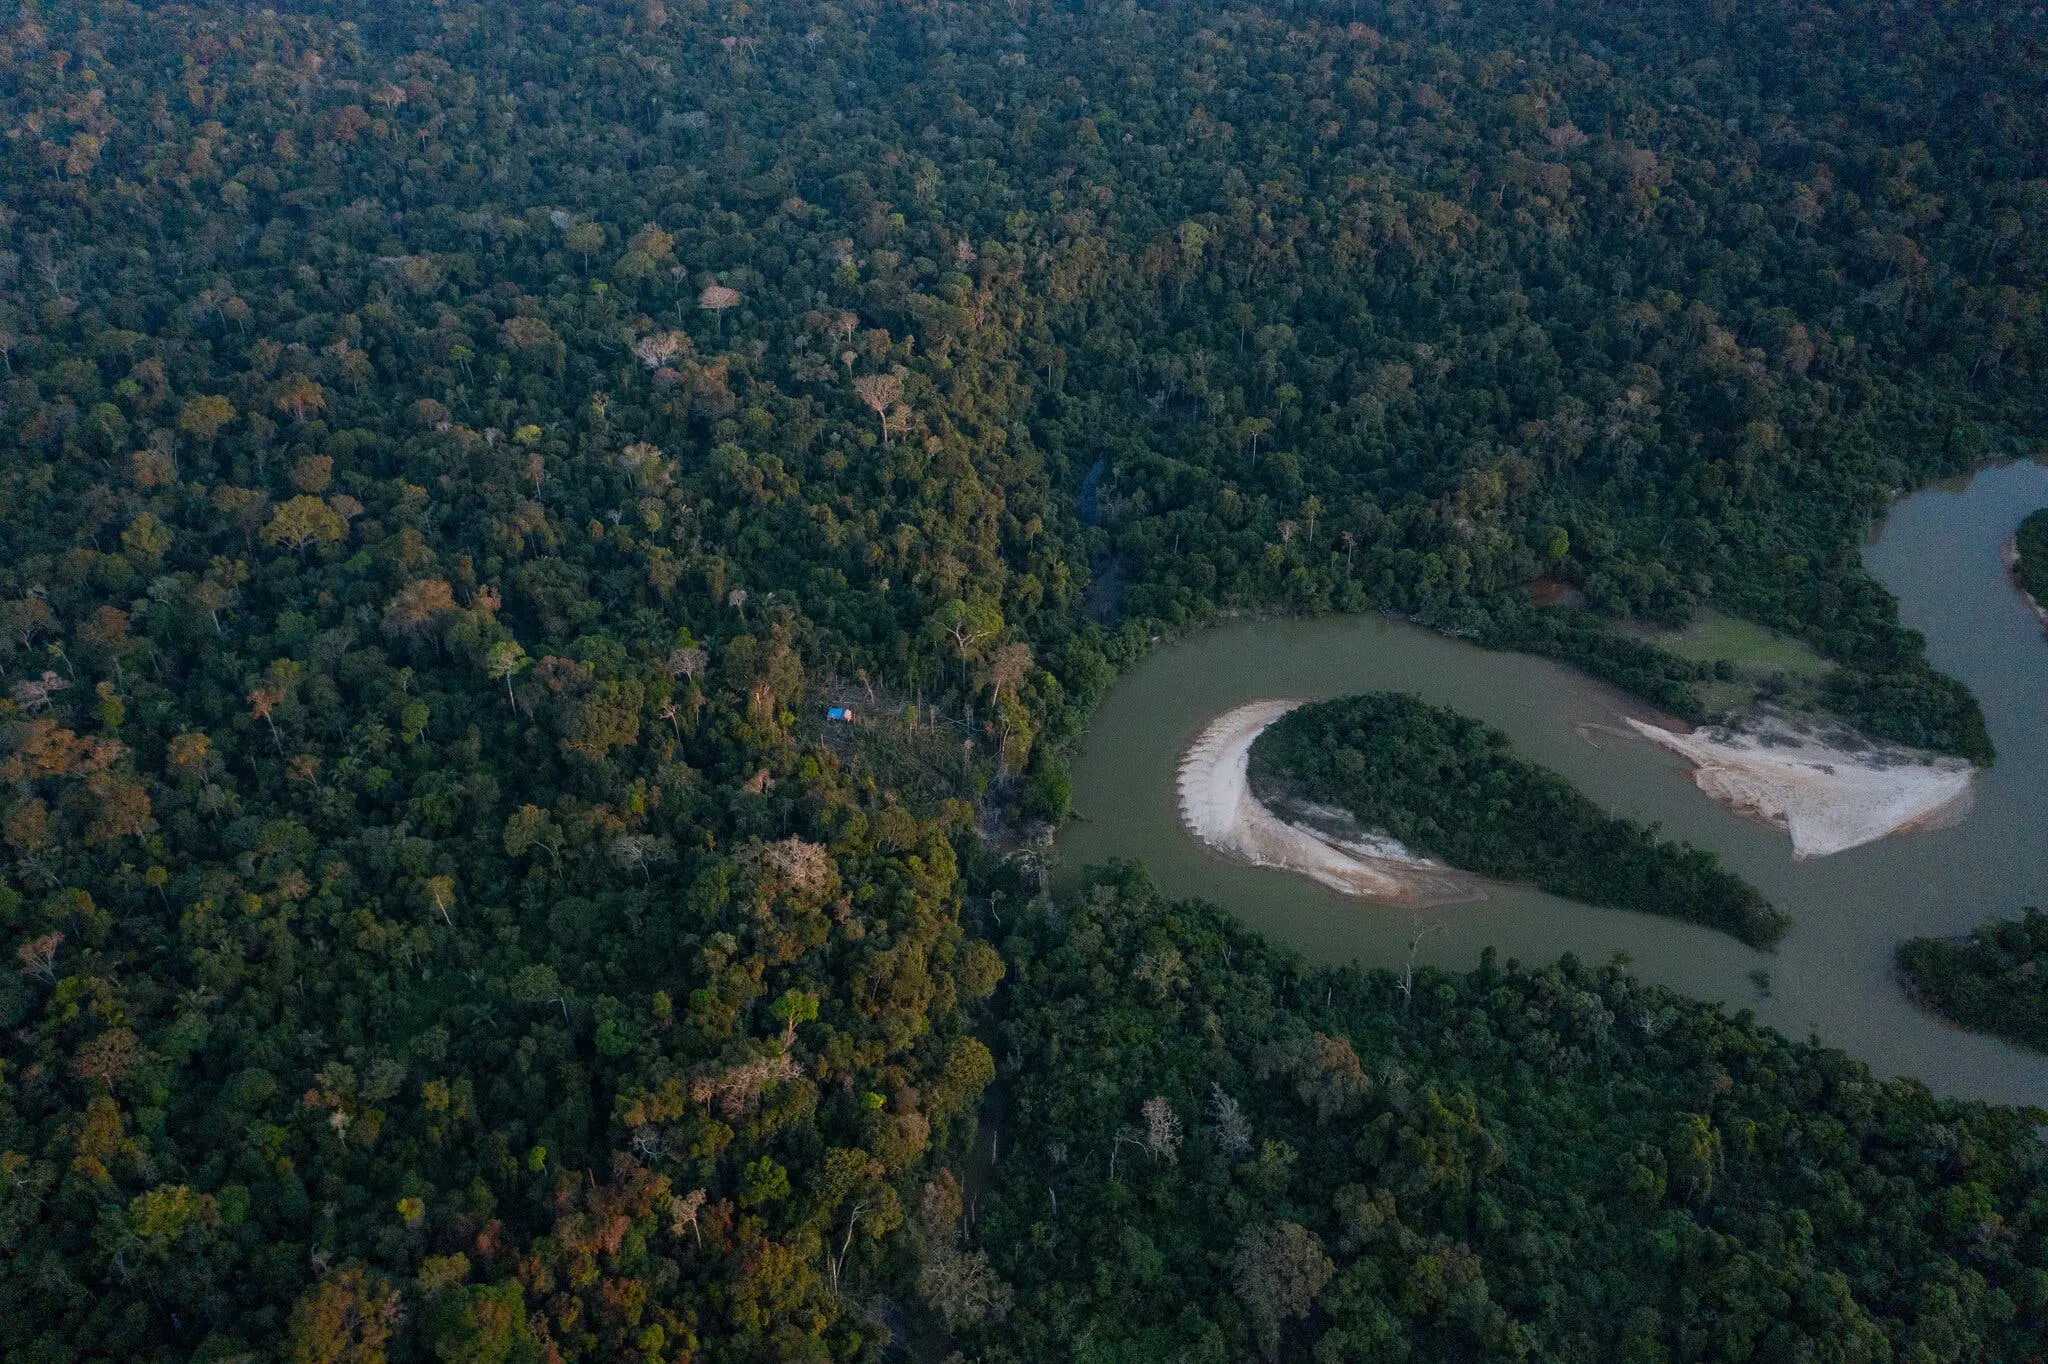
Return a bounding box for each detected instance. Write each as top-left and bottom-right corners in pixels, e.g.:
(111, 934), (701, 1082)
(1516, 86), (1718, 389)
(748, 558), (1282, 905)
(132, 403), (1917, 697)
(972, 866), (2047, 1363)
(2014, 509), (2048, 616)
(1898, 909), (2048, 1055)
(1248, 694), (1788, 947)
(2, 0), (2045, 1358)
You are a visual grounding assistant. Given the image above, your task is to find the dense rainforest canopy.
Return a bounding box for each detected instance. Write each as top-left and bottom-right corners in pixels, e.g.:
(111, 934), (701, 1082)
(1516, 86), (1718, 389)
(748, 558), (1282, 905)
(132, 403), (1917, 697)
(1248, 692), (1786, 946)
(977, 865), (2048, 1362)
(1, 0), (2044, 1359)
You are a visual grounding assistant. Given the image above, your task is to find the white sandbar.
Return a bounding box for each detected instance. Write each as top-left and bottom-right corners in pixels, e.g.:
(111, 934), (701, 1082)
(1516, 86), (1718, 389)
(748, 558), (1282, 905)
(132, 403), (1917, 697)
(1625, 715), (1974, 859)
(1175, 700), (1482, 906)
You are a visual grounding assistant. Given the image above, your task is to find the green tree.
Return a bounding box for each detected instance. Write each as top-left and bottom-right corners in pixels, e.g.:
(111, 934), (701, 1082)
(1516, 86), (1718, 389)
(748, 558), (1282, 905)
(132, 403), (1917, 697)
(260, 495), (349, 555)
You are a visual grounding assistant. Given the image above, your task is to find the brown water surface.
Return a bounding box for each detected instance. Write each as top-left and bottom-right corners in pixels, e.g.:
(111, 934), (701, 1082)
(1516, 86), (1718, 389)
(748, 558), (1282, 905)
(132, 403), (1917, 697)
(1058, 461), (2048, 1105)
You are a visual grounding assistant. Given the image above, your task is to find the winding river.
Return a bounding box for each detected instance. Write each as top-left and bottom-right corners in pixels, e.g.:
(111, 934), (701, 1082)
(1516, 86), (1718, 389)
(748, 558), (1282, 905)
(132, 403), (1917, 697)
(1057, 460), (2048, 1106)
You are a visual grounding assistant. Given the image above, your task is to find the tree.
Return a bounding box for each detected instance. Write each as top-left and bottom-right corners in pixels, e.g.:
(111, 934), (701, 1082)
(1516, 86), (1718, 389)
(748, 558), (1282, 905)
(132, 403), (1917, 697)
(1667, 1113), (1721, 1204)
(248, 685), (285, 750)
(1230, 1222), (1334, 1361)
(165, 732), (213, 780)
(486, 639), (529, 706)
(288, 1267), (400, 1364)
(562, 681), (644, 762)
(10, 671), (68, 715)
(608, 833), (673, 881)
(1240, 415), (1274, 460)
(176, 394), (236, 443)
(85, 772), (153, 845)
(16, 930), (63, 984)
(274, 375), (327, 423)
(292, 454), (335, 494)
(502, 805), (563, 864)
(699, 283), (741, 336)
(383, 579), (458, 647)
(121, 511), (173, 566)
(131, 441), (176, 489)
(916, 1176), (1013, 1330)
(565, 220), (605, 272)
(1209, 1084), (1253, 1156)
(5, 594), (56, 650)
(629, 222), (674, 263)
(261, 495), (348, 555)
(667, 645), (708, 680)
(988, 641), (1032, 702)
(420, 1273), (537, 1364)
(669, 1188), (707, 1246)
(510, 963), (570, 1020)
(215, 486), (272, 549)
(931, 598), (1003, 684)
(852, 371), (904, 443)
(191, 558), (247, 633)
(501, 315), (560, 360)
(422, 875), (456, 925)
(819, 1149), (901, 1293)
(1140, 1096), (1181, 1161)
(634, 329), (691, 370)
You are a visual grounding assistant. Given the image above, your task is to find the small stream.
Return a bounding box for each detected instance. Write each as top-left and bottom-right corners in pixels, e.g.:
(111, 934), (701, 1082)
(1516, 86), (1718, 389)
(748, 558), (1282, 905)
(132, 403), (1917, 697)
(1057, 461), (2048, 1106)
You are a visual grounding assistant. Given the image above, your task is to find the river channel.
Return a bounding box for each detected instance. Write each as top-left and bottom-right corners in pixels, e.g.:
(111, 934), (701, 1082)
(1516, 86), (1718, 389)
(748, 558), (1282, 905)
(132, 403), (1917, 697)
(1057, 460), (2048, 1106)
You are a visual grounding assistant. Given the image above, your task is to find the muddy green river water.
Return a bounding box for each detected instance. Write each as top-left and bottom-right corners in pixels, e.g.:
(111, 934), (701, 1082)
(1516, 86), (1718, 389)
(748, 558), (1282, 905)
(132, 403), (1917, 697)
(1057, 461), (2048, 1106)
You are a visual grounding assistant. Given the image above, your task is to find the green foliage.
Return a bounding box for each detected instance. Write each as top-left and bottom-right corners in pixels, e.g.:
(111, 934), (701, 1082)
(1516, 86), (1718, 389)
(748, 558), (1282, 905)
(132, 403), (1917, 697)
(1251, 694), (1788, 947)
(973, 866), (2048, 1362)
(1478, 604), (1708, 718)
(1898, 908), (2048, 1052)
(738, 1157), (792, 1209)
(1020, 754), (1072, 823)
(2015, 509), (2048, 610)
(0, 0), (2039, 1356)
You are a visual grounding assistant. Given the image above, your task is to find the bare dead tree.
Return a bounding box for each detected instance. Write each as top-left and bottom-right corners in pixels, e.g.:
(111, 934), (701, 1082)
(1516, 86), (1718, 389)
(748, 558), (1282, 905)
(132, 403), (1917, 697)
(698, 283), (740, 336)
(1397, 916), (1446, 1013)
(852, 372), (904, 444)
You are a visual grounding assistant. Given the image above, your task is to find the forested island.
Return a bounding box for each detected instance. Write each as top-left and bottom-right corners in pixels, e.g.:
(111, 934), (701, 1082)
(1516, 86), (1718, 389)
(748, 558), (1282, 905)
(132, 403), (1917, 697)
(2, 0), (2044, 1357)
(2013, 509), (2048, 624)
(1899, 909), (2048, 1053)
(1248, 694), (1787, 946)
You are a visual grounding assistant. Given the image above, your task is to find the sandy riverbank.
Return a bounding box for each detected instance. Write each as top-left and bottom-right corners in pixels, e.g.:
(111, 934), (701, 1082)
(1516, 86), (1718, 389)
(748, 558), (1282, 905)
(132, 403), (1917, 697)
(1175, 700), (1483, 906)
(1625, 713), (1974, 859)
